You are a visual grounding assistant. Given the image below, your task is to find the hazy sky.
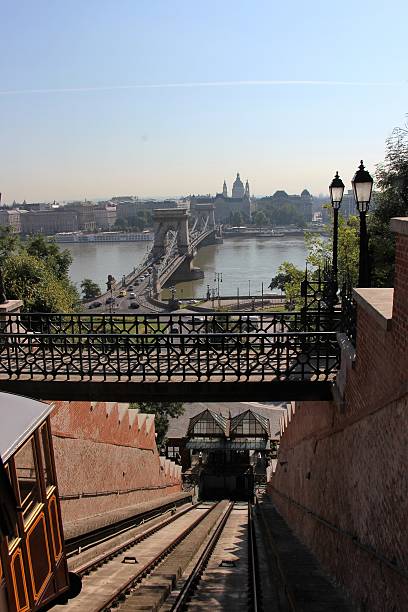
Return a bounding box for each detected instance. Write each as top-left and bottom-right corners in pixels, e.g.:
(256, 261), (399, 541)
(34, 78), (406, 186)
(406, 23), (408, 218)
(0, 0), (407, 202)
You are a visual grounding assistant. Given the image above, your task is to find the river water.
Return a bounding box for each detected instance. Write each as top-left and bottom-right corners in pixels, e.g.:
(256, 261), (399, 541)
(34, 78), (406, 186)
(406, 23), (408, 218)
(64, 236), (307, 298)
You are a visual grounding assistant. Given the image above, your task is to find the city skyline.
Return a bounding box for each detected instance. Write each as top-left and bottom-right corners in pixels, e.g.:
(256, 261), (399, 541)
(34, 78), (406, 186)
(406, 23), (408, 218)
(0, 1), (407, 201)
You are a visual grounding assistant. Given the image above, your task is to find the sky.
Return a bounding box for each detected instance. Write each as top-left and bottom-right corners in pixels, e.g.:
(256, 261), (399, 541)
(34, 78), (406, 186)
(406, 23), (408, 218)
(0, 0), (407, 203)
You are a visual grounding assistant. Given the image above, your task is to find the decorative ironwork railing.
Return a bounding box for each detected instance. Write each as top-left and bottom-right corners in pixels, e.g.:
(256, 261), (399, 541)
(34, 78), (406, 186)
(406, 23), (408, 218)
(0, 310), (343, 337)
(0, 326), (340, 383)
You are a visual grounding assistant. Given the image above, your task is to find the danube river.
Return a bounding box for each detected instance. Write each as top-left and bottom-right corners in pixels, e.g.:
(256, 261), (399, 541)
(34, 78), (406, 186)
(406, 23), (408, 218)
(64, 236), (307, 298)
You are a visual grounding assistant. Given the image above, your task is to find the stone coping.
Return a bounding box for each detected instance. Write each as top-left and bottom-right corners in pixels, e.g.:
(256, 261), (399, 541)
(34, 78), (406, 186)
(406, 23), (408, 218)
(390, 217), (408, 235)
(352, 288), (393, 331)
(0, 300), (23, 313)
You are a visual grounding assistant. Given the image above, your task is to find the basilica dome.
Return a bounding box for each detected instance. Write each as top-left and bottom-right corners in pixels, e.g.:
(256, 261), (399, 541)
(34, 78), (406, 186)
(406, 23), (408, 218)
(232, 173), (245, 199)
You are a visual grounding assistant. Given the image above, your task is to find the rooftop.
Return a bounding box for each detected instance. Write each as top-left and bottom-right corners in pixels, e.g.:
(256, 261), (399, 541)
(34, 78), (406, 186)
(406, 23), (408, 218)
(167, 401), (286, 441)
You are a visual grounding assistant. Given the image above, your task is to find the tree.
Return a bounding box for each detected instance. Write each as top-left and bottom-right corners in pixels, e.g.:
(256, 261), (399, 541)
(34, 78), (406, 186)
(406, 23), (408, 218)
(269, 270), (293, 293)
(113, 217), (128, 230)
(269, 215), (360, 310)
(25, 234), (73, 277)
(269, 262), (304, 309)
(252, 211), (268, 227)
(304, 213), (360, 284)
(369, 121), (408, 286)
(0, 231), (79, 312)
(4, 252), (79, 312)
(129, 402), (184, 446)
(228, 211), (244, 226)
(80, 278), (101, 300)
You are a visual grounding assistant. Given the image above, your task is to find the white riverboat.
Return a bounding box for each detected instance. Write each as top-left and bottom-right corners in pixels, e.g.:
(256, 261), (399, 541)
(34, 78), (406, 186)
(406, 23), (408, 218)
(55, 231), (153, 243)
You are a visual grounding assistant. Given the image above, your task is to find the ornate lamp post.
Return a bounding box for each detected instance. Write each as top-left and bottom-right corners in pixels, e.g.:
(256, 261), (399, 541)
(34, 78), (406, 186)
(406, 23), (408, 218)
(329, 171), (345, 285)
(352, 160), (373, 287)
(214, 272), (222, 306)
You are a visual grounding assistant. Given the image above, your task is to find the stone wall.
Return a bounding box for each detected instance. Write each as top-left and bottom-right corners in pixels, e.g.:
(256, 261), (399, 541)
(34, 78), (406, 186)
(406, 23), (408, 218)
(50, 401), (182, 525)
(268, 218), (408, 611)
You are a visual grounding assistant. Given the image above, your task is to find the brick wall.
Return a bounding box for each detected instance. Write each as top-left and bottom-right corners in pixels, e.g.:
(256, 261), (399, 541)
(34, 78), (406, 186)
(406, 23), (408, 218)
(269, 219), (408, 611)
(50, 401), (182, 525)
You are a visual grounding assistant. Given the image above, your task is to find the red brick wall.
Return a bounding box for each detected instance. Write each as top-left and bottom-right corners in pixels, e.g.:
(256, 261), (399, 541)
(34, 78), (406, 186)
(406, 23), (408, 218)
(269, 222), (408, 611)
(50, 401), (182, 525)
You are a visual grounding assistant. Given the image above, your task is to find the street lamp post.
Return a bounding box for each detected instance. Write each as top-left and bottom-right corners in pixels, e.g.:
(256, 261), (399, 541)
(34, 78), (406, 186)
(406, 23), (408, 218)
(211, 288), (216, 309)
(214, 272), (222, 306)
(352, 160), (373, 287)
(329, 171), (345, 285)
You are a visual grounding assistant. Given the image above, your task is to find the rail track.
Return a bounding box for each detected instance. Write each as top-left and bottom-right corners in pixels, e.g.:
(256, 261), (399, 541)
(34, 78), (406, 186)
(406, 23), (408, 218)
(65, 497), (193, 560)
(57, 490), (355, 612)
(168, 501), (260, 612)
(62, 500), (262, 612)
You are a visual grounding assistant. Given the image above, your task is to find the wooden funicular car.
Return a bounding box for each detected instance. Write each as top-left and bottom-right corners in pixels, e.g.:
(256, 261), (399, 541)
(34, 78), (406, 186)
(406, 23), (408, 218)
(0, 392), (80, 612)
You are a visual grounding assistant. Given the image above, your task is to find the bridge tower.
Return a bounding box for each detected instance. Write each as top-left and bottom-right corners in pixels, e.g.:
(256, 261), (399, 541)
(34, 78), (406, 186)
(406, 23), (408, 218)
(152, 208), (190, 259)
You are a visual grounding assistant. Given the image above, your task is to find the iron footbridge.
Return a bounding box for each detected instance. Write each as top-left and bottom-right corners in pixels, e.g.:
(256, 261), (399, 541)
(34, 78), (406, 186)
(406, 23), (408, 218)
(0, 311), (342, 402)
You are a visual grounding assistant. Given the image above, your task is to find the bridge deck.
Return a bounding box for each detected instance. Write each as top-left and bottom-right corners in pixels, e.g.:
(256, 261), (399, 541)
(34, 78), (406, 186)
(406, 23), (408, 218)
(0, 311), (341, 402)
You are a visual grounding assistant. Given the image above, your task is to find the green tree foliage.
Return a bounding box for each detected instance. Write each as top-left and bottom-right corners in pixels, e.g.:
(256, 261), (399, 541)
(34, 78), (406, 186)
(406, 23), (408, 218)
(113, 211), (153, 232)
(304, 213), (360, 284)
(228, 211), (244, 226)
(80, 278), (101, 300)
(255, 200), (306, 227)
(113, 217), (128, 230)
(0, 229), (79, 312)
(269, 262), (304, 309)
(269, 215), (360, 309)
(369, 122), (408, 286)
(25, 235), (73, 277)
(252, 211), (268, 227)
(129, 402), (184, 446)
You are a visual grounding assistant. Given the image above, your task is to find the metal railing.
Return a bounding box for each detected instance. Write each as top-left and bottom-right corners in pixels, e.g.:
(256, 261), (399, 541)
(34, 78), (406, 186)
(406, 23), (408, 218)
(0, 310), (342, 336)
(0, 332), (339, 385)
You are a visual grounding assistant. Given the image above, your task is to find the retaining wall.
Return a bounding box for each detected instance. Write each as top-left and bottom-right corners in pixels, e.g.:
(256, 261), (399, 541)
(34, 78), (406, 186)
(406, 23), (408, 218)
(268, 218), (408, 611)
(50, 401), (182, 525)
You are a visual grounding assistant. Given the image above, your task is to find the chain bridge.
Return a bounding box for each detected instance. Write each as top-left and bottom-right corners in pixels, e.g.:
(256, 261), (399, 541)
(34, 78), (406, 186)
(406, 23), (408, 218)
(99, 205), (220, 304)
(0, 306), (347, 402)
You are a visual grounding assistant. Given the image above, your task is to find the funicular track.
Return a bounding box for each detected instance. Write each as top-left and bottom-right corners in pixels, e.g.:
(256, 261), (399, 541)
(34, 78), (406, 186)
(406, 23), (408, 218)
(57, 499), (263, 612)
(169, 501), (260, 612)
(56, 501), (225, 612)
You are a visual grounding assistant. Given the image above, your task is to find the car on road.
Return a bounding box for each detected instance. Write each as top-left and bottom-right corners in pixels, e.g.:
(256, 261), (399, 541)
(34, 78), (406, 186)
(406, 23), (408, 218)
(128, 285), (134, 291)
(129, 302), (139, 309)
(128, 292), (136, 299)
(120, 290), (127, 297)
(106, 296), (115, 304)
(88, 301), (102, 309)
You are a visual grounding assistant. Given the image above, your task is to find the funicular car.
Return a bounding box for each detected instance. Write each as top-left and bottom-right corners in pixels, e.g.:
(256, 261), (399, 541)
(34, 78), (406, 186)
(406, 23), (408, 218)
(0, 392), (80, 612)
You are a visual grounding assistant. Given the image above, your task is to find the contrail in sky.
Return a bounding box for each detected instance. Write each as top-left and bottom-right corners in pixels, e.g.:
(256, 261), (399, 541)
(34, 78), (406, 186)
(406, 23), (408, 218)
(0, 79), (405, 96)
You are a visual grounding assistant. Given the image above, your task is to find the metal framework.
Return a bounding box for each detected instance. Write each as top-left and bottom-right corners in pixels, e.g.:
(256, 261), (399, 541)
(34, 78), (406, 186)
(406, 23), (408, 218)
(0, 312), (340, 385)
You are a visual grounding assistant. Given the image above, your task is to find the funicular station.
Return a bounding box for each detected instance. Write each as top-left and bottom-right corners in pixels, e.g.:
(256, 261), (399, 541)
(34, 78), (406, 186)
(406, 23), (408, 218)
(184, 408), (271, 501)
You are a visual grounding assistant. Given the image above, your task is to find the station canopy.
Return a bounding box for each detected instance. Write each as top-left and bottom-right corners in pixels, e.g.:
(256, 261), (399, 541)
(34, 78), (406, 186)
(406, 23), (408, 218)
(186, 407), (270, 450)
